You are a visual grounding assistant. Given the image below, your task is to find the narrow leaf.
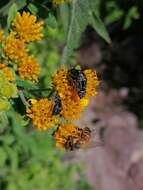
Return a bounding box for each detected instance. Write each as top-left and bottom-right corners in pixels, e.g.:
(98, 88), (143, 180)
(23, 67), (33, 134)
(89, 12), (111, 43)
(61, 0), (111, 64)
(7, 3), (17, 29)
(27, 3), (38, 15)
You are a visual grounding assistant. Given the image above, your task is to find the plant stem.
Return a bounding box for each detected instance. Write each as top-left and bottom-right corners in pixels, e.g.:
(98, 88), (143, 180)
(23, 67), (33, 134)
(18, 90), (29, 107)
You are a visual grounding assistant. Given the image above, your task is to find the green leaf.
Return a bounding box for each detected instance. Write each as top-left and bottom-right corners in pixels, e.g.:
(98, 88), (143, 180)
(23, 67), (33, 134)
(0, 112), (9, 129)
(104, 9), (123, 25)
(61, 0), (111, 64)
(27, 3), (39, 15)
(59, 4), (70, 36)
(16, 78), (37, 90)
(16, 0), (27, 10)
(61, 0), (88, 64)
(0, 148), (7, 168)
(89, 12), (111, 43)
(123, 6), (139, 29)
(27, 2), (49, 18)
(7, 3), (17, 29)
(45, 14), (57, 28)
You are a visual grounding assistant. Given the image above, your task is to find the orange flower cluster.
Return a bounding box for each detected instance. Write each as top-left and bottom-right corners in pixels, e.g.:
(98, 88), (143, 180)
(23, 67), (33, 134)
(53, 69), (86, 119)
(2, 11), (43, 82)
(27, 67), (99, 150)
(18, 56), (40, 82)
(12, 12), (43, 42)
(53, 68), (99, 120)
(0, 64), (15, 81)
(27, 99), (57, 131)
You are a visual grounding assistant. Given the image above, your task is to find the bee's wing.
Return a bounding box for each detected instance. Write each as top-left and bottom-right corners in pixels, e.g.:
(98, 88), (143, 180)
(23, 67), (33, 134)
(90, 123), (106, 142)
(81, 139), (104, 150)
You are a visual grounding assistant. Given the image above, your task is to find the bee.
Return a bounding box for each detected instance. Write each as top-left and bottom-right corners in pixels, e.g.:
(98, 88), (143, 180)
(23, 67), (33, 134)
(68, 68), (87, 99)
(53, 124), (103, 151)
(64, 127), (101, 151)
(53, 94), (62, 115)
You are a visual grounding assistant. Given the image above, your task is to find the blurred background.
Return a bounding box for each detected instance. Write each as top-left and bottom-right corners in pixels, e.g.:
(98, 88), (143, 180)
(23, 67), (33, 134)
(0, 0), (143, 190)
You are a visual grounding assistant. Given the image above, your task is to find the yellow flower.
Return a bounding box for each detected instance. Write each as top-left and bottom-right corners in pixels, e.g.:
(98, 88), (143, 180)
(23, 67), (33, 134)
(53, 0), (67, 4)
(0, 98), (11, 111)
(0, 64), (15, 81)
(3, 32), (28, 62)
(1, 82), (17, 98)
(18, 56), (40, 82)
(0, 30), (4, 42)
(27, 98), (57, 131)
(53, 68), (86, 120)
(12, 12), (43, 42)
(0, 70), (17, 98)
(53, 124), (79, 149)
(84, 69), (100, 98)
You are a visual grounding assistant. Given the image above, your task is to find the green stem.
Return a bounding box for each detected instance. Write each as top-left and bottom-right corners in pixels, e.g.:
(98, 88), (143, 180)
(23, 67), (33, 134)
(18, 90), (29, 107)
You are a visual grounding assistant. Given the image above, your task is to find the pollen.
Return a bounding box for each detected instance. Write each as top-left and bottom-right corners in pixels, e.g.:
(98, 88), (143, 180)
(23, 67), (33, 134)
(83, 69), (100, 98)
(18, 56), (40, 82)
(80, 98), (89, 107)
(0, 64), (15, 81)
(3, 32), (28, 62)
(53, 68), (86, 120)
(27, 98), (57, 131)
(12, 11), (44, 43)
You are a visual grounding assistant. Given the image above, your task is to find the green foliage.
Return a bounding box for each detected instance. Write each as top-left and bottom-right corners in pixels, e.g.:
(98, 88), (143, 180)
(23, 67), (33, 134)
(61, 0), (111, 64)
(0, 0), (114, 189)
(123, 6), (139, 29)
(0, 111), (92, 190)
(0, 99), (10, 111)
(94, 0), (140, 29)
(7, 3), (17, 29)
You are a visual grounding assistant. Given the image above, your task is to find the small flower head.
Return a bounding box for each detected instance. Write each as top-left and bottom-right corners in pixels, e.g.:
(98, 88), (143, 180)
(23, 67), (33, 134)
(1, 82), (17, 98)
(0, 71), (17, 98)
(53, 124), (79, 149)
(12, 12), (44, 42)
(0, 64), (15, 81)
(84, 69), (100, 98)
(27, 98), (57, 131)
(0, 30), (4, 42)
(0, 98), (11, 112)
(18, 56), (40, 82)
(3, 32), (28, 62)
(53, 68), (86, 120)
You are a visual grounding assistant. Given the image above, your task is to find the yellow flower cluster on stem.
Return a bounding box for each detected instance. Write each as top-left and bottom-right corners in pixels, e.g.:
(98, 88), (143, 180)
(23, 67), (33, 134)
(26, 67), (99, 133)
(0, 64), (15, 81)
(53, 69), (85, 119)
(18, 56), (40, 82)
(2, 11), (43, 82)
(27, 99), (58, 131)
(3, 32), (28, 62)
(12, 12), (43, 43)
(53, 68), (99, 120)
